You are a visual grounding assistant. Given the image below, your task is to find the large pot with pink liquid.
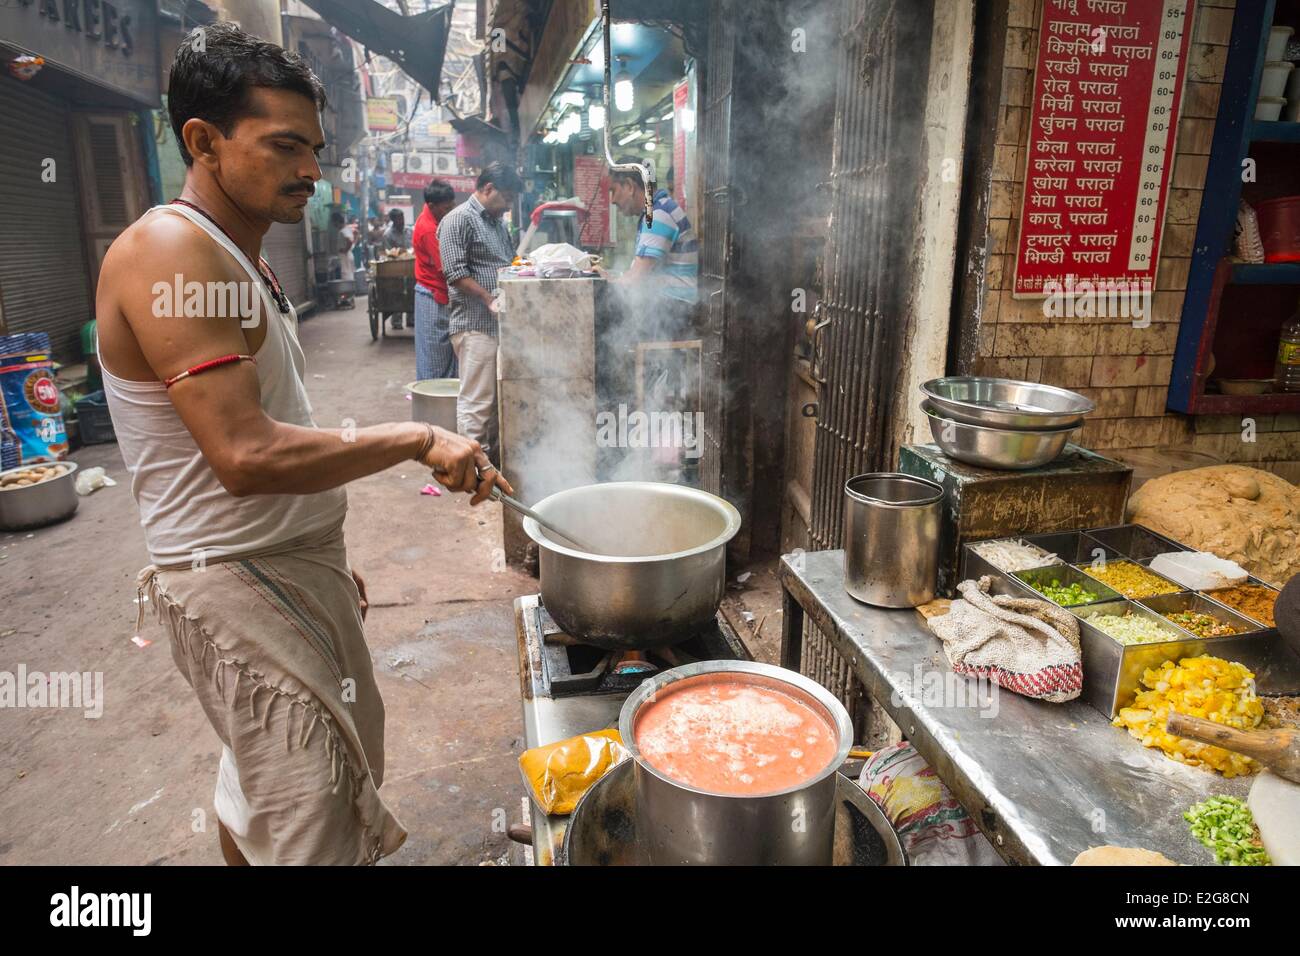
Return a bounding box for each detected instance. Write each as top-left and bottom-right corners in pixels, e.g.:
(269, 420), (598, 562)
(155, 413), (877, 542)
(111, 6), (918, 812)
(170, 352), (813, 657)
(618, 660), (854, 865)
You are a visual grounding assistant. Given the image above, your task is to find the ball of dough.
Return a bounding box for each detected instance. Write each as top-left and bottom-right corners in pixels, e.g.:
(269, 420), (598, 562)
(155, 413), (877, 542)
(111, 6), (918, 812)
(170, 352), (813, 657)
(1128, 465), (1299, 586)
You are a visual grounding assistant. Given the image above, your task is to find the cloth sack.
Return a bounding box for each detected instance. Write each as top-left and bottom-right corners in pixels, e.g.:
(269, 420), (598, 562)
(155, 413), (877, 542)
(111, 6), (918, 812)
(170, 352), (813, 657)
(927, 576), (1082, 703)
(858, 742), (1003, 866)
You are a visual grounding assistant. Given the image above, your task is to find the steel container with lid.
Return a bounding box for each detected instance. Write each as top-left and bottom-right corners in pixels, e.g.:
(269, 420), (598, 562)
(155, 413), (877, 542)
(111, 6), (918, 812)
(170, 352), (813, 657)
(843, 472), (943, 607)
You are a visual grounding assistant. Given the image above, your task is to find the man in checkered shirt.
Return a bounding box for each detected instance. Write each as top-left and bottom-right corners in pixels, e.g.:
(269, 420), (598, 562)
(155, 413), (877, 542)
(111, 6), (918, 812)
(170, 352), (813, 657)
(437, 161), (522, 462)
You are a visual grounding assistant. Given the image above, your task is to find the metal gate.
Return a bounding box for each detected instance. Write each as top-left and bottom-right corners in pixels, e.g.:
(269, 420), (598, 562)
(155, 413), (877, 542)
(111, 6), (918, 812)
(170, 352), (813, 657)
(809, 0), (932, 551)
(264, 221), (312, 312)
(801, 0), (933, 736)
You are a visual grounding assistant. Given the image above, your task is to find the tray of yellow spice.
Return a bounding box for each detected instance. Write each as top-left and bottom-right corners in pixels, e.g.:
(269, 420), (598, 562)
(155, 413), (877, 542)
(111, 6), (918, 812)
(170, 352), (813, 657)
(1077, 560), (1182, 599)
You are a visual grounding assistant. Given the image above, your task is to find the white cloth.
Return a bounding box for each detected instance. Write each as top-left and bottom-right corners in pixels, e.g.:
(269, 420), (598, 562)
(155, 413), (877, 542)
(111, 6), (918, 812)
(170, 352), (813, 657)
(450, 329), (499, 460)
(101, 204), (347, 566)
(141, 522), (406, 866)
(216, 745), (274, 865)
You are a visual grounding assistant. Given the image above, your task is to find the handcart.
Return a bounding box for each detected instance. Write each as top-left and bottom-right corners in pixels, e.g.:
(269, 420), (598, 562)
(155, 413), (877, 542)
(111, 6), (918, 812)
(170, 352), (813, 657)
(367, 257), (416, 340)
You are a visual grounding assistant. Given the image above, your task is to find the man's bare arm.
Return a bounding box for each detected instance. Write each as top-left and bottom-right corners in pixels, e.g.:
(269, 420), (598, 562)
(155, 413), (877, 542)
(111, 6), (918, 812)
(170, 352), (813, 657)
(103, 219), (509, 502)
(625, 256), (660, 279)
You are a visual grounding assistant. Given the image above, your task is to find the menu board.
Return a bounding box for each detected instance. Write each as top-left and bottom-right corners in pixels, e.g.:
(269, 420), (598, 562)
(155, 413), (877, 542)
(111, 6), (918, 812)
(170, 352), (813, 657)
(673, 79), (690, 211)
(573, 154), (612, 248)
(1012, 0), (1196, 297)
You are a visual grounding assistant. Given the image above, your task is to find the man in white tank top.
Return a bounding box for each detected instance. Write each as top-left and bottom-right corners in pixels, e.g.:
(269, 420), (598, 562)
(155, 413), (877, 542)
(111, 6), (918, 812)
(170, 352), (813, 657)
(96, 23), (512, 865)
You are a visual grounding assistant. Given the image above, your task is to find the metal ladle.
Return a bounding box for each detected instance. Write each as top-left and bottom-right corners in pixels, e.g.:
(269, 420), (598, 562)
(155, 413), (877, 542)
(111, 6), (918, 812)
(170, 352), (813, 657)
(433, 464), (601, 554)
(489, 486), (600, 555)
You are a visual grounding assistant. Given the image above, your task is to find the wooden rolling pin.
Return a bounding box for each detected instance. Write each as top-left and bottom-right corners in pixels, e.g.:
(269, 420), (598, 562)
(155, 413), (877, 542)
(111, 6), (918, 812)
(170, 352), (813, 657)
(1166, 712), (1300, 783)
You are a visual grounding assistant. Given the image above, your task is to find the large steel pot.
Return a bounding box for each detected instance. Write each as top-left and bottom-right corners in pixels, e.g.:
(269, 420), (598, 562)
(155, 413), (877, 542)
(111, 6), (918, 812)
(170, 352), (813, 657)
(522, 482), (741, 649)
(562, 760), (907, 866)
(843, 472), (942, 607)
(619, 660), (854, 865)
(0, 461), (79, 531)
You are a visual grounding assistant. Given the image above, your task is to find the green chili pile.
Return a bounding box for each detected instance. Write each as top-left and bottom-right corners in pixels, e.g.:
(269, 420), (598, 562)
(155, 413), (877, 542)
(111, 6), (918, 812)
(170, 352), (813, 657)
(1183, 796), (1270, 866)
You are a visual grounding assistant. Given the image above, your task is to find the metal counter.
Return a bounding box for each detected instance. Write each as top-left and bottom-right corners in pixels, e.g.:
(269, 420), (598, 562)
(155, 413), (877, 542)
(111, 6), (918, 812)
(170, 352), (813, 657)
(779, 549), (1252, 866)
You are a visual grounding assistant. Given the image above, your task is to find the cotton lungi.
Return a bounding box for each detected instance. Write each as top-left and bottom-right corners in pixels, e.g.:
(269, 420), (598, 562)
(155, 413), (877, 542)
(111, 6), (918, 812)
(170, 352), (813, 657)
(414, 283), (457, 380)
(138, 520), (407, 865)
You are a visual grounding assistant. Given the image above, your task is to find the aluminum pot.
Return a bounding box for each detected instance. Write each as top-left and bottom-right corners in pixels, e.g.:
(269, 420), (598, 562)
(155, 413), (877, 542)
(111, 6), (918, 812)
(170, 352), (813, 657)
(406, 379), (459, 433)
(843, 472), (942, 607)
(0, 461), (79, 531)
(619, 660), (854, 865)
(522, 482), (741, 649)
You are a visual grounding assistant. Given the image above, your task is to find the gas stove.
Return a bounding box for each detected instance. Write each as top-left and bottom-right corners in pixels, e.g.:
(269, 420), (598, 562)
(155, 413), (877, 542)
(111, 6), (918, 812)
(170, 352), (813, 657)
(513, 593), (749, 865)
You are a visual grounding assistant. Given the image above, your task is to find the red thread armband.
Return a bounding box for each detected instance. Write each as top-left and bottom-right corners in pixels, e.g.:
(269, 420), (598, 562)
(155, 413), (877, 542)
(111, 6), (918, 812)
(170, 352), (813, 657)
(163, 353), (256, 388)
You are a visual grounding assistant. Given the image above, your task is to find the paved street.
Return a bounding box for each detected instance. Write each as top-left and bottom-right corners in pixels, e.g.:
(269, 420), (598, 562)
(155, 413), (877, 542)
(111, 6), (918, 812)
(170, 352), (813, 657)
(0, 303), (536, 865)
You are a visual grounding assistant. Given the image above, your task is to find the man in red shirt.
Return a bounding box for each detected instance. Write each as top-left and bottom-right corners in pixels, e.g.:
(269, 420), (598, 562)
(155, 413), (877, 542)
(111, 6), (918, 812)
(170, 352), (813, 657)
(413, 179), (457, 379)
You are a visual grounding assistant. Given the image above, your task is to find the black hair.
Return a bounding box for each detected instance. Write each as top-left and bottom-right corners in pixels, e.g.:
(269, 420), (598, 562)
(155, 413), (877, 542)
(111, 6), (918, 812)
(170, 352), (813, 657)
(476, 161), (524, 194)
(167, 21), (327, 166)
(388, 208), (404, 224)
(330, 211), (345, 227)
(424, 179), (455, 206)
(609, 157), (648, 189)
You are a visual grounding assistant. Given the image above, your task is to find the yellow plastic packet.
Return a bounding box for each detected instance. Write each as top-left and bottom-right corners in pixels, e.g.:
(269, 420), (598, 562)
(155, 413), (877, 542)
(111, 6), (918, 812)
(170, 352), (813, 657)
(519, 728), (628, 815)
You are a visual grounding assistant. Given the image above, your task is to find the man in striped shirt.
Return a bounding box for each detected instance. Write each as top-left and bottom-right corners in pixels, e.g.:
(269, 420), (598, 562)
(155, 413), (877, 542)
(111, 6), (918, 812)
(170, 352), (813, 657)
(608, 160), (698, 304)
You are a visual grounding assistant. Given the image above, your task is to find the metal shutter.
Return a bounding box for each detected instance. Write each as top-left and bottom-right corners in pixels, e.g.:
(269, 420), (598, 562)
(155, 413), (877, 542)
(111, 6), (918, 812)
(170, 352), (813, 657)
(263, 220), (311, 311)
(0, 83), (93, 360)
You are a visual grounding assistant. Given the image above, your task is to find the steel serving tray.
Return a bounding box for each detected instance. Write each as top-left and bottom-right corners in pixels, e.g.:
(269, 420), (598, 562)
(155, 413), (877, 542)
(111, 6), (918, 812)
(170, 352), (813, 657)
(959, 524), (1300, 719)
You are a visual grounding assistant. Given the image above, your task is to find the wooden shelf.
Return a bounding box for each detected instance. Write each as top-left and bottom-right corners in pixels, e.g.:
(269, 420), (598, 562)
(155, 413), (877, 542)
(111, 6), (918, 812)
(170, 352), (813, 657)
(1188, 390), (1300, 415)
(1251, 120), (1300, 143)
(1231, 262), (1300, 284)
(1168, 0), (1300, 415)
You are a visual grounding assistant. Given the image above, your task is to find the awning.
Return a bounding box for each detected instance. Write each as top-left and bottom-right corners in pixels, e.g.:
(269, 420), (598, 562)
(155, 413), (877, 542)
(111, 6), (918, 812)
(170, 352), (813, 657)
(296, 0), (452, 99)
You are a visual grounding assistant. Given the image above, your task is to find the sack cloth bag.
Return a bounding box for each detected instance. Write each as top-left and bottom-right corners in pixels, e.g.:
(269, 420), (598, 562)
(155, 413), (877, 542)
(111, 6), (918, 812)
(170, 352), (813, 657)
(858, 742), (1003, 866)
(927, 576), (1083, 703)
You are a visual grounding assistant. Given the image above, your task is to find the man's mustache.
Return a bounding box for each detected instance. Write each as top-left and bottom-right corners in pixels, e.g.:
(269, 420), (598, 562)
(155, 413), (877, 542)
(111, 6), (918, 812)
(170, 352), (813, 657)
(281, 183), (315, 197)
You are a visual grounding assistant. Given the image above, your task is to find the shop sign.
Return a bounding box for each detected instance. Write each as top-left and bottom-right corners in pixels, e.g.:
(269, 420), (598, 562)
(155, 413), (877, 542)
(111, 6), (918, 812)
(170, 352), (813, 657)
(574, 154), (610, 247)
(367, 96), (400, 131)
(392, 171), (477, 193)
(0, 0), (161, 105)
(673, 79), (689, 212)
(442, 175), (477, 194)
(1012, 0), (1195, 297)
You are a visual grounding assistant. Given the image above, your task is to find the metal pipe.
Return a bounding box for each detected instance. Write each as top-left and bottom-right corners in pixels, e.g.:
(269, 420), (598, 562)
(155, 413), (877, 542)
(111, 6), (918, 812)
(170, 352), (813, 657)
(600, 0), (655, 227)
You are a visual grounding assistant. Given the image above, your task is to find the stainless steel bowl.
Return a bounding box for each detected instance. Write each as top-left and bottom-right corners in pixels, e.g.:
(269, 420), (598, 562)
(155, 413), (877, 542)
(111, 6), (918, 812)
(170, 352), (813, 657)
(522, 481), (742, 648)
(922, 402), (1078, 470)
(921, 376), (1093, 429)
(0, 461), (79, 530)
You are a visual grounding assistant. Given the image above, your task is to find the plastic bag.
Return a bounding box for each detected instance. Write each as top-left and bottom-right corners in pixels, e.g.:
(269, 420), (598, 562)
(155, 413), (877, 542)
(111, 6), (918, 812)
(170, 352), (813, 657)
(527, 243), (598, 278)
(0, 334), (67, 464)
(74, 466), (117, 496)
(518, 728), (628, 815)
